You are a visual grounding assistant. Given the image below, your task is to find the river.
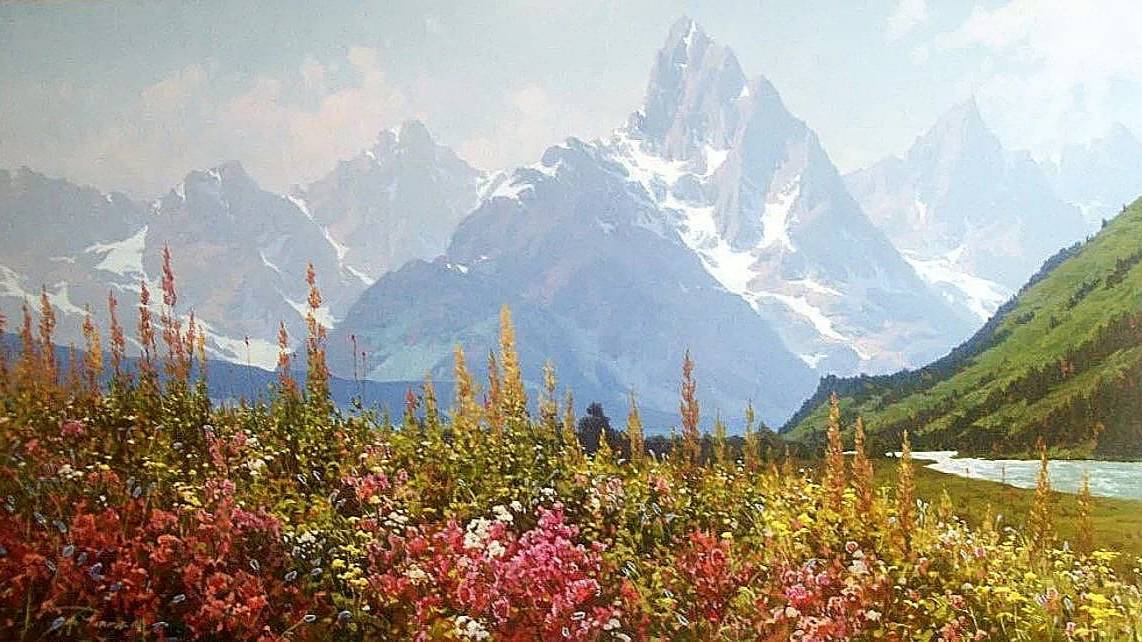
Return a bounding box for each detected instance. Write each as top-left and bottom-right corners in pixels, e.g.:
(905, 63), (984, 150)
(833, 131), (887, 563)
(909, 451), (1142, 501)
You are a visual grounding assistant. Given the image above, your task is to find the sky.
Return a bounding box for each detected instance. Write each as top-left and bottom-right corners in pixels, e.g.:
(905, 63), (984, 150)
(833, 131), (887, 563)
(1, 0), (1140, 198)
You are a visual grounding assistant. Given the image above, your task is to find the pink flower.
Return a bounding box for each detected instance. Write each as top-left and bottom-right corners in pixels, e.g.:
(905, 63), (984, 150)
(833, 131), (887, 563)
(60, 419), (85, 438)
(786, 584), (811, 606)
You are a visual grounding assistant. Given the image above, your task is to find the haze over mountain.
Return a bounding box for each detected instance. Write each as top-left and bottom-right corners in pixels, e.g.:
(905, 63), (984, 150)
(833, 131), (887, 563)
(0, 121), (479, 368)
(1051, 123), (1142, 231)
(328, 135), (818, 426)
(2, 17), (1129, 429)
(291, 120), (486, 284)
(784, 197), (1142, 458)
(847, 99), (1089, 322)
(606, 18), (976, 375)
(327, 18), (986, 424)
(0, 167), (149, 350)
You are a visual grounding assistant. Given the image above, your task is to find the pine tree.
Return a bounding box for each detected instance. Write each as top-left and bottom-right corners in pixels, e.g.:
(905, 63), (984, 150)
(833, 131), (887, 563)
(65, 343), (81, 390)
(936, 489), (955, 523)
(195, 330), (207, 382)
(594, 416), (614, 464)
(626, 391), (645, 467)
(679, 350), (700, 466)
(1076, 470), (1094, 555)
(823, 392), (846, 511)
(981, 503), (996, 537)
(498, 306), (528, 426)
(1028, 437), (1054, 554)
(896, 430), (915, 547)
(852, 416), (875, 516)
(185, 312), (199, 382)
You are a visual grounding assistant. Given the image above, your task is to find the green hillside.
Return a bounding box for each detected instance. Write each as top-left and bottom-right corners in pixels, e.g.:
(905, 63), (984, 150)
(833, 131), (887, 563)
(783, 198), (1142, 458)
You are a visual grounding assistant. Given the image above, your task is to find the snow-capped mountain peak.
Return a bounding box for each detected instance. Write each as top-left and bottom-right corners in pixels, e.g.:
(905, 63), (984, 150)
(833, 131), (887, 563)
(1, 121), (483, 372)
(608, 20), (977, 375)
(296, 119), (484, 284)
(628, 17), (746, 162)
(848, 100), (1088, 320)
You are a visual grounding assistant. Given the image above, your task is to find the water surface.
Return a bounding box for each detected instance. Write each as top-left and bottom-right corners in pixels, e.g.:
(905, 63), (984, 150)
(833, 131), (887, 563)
(909, 451), (1142, 501)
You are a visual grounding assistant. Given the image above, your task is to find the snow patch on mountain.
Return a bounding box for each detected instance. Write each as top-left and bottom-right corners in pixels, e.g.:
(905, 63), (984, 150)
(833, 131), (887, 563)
(42, 282), (89, 319)
(286, 194), (313, 220)
(259, 251), (282, 275)
(489, 174), (534, 201)
(703, 145), (730, 176)
(321, 225), (349, 263)
(792, 278), (841, 297)
(0, 268), (89, 322)
(848, 99), (1087, 304)
(612, 131), (760, 297)
(756, 291), (847, 343)
(903, 250), (1010, 321)
(284, 296), (338, 329)
(759, 179), (800, 251)
(196, 321), (280, 370)
(85, 226), (147, 279)
(343, 264), (372, 285)
(0, 265), (28, 301)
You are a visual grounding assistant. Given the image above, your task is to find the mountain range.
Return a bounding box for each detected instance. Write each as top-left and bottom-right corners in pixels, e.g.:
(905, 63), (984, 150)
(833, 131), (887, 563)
(1051, 123), (1142, 231)
(1, 17), (1135, 429)
(846, 98), (1089, 322)
(326, 18), (995, 424)
(0, 120), (481, 370)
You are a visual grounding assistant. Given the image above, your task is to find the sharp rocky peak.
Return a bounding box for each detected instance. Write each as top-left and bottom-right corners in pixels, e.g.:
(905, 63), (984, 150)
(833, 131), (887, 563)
(628, 17), (747, 160)
(361, 118), (446, 167)
(908, 97), (1002, 167)
(182, 160), (253, 188)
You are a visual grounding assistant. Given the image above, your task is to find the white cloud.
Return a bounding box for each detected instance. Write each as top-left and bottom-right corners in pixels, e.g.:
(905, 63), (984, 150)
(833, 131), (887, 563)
(458, 84), (597, 171)
(140, 64), (207, 112)
(36, 49), (409, 197)
(298, 57), (326, 90)
(932, 0), (1142, 155)
(886, 0), (929, 41)
(220, 46), (408, 191)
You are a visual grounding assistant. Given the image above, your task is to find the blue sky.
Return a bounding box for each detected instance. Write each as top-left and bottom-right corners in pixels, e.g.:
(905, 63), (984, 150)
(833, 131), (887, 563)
(2, 0), (1139, 197)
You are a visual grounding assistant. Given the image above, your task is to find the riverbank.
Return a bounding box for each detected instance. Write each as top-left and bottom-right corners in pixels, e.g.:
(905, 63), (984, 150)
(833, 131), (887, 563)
(872, 458), (1142, 570)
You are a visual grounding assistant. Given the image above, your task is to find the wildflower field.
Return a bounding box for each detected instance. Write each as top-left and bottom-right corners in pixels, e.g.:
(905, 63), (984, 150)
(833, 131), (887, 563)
(0, 261), (1140, 640)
